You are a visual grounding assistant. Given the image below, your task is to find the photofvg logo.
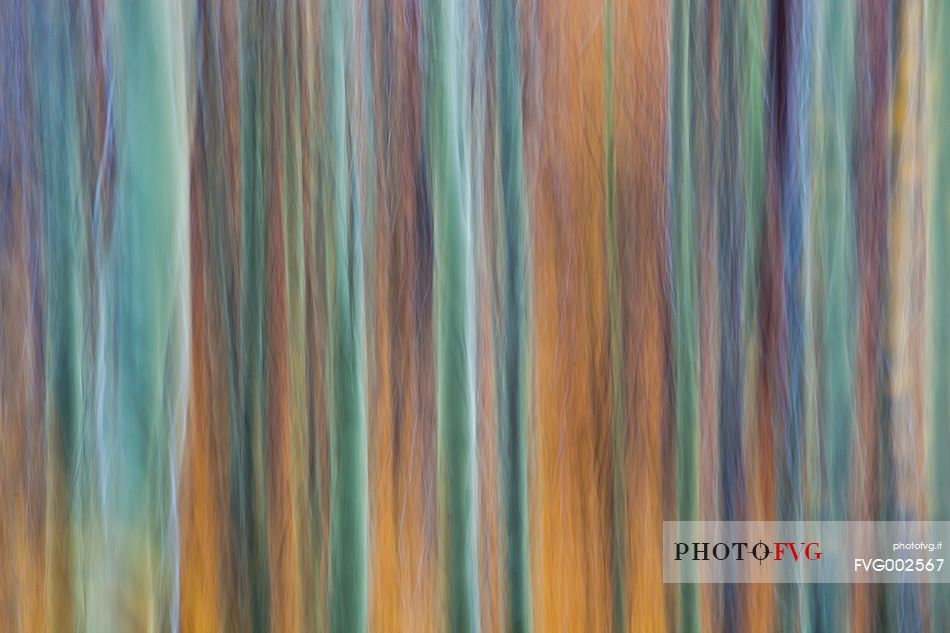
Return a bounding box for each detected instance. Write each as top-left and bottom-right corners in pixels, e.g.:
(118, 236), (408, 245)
(674, 540), (822, 563)
(663, 521), (950, 584)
